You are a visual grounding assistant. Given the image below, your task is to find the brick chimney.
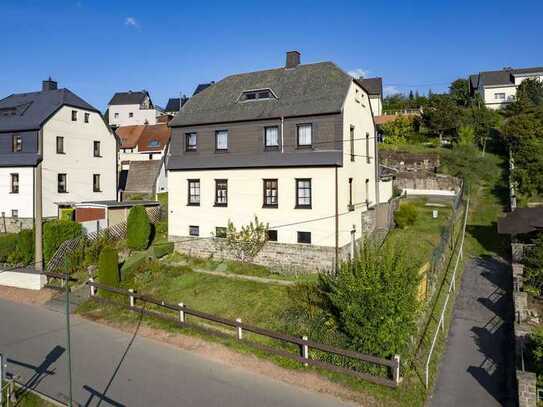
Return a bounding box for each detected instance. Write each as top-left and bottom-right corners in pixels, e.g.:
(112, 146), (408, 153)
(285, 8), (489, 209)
(286, 51), (301, 68)
(42, 77), (57, 91)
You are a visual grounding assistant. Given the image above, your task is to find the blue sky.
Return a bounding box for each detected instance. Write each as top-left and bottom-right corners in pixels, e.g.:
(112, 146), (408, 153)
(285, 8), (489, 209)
(1, 0), (542, 111)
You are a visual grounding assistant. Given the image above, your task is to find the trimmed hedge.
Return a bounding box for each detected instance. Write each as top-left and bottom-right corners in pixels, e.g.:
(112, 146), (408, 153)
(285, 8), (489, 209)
(0, 234), (18, 263)
(152, 242), (174, 259)
(127, 206), (151, 251)
(10, 229), (34, 265)
(97, 246), (120, 296)
(43, 220), (83, 262)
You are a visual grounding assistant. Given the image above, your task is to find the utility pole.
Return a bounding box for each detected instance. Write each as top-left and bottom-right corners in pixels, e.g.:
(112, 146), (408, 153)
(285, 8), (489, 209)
(34, 161), (43, 272)
(65, 272), (73, 407)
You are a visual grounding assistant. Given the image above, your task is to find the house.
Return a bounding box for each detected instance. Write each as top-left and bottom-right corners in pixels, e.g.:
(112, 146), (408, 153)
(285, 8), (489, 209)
(193, 82), (214, 96)
(0, 78), (117, 233)
(107, 90), (158, 127)
(117, 123), (171, 169)
(359, 77), (383, 116)
(469, 67), (543, 110)
(164, 95), (189, 116)
(166, 51), (381, 271)
(122, 159), (167, 200)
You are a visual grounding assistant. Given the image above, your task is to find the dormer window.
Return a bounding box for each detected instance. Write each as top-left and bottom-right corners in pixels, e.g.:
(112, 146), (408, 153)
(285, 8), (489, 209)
(148, 139), (160, 148)
(239, 88), (276, 102)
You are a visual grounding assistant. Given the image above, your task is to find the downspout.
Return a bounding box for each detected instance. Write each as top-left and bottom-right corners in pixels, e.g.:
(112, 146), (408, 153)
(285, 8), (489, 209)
(335, 166), (339, 274)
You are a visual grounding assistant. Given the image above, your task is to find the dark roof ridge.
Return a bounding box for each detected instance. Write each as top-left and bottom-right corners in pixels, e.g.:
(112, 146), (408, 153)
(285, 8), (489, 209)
(222, 61), (338, 81)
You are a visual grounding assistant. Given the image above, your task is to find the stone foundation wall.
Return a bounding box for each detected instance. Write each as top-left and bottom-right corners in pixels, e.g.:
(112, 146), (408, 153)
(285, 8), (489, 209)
(0, 217), (33, 234)
(394, 173), (461, 193)
(517, 371), (537, 407)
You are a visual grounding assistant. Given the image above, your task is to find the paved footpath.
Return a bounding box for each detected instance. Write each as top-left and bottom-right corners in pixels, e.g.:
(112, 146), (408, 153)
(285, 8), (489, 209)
(0, 298), (355, 407)
(429, 256), (516, 406)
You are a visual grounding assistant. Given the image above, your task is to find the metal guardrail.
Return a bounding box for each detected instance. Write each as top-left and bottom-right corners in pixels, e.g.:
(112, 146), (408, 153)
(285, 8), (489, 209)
(86, 279), (402, 388)
(423, 195), (470, 388)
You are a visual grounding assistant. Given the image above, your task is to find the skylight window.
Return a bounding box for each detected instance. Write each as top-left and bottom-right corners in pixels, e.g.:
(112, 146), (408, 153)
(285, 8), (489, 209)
(238, 88), (276, 102)
(148, 139), (160, 148)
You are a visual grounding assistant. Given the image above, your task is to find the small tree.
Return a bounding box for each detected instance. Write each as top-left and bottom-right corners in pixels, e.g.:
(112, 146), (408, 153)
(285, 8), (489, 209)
(127, 205), (151, 251)
(97, 246), (120, 296)
(381, 116), (414, 145)
(318, 241), (421, 358)
(421, 94), (462, 143)
(219, 216), (268, 262)
(457, 125), (476, 147)
(394, 203), (418, 229)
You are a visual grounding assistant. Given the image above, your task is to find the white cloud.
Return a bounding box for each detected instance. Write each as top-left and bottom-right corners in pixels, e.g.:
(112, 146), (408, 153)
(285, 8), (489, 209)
(348, 68), (371, 79)
(125, 17), (140, 28)
(383, 85), (400, 96)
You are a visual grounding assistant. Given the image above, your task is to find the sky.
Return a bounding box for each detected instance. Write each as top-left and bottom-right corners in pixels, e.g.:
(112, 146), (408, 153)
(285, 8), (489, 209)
(1, 0), (542, 111)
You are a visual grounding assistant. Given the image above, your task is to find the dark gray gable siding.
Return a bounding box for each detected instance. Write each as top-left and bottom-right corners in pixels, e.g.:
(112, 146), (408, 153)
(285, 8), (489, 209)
(171, 62), (352, 127)
(358, 77), (383, 96)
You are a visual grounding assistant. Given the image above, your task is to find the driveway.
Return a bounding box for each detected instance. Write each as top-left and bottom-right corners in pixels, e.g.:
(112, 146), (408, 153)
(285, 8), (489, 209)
(0, 298), (355, 407)
(429, 256), (516, 406)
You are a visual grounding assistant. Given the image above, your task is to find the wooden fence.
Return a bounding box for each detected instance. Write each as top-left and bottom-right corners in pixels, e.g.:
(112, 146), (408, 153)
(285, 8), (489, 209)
(86, 279), (402, 388)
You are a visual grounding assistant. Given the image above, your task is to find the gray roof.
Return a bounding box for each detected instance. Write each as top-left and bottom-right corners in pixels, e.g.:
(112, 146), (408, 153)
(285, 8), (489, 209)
(168, 151), (342, 170)
(0, 153), (41, 167)
(470, 67), (543, 89)
(108, 91), (149, 106)
(124, 160), (162, 193)
(0, 88), (98, 132)
(165, 98), (180, 112)
(170, 62), (353, 127)
(358, 77), (383, 96)
(193, 83), (214, 96)
(498, 208), (543, 235)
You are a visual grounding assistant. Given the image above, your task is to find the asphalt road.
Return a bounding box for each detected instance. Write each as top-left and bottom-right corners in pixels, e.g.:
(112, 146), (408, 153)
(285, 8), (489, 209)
(0, 298), (355, 407)
(429, 256), (515, 406)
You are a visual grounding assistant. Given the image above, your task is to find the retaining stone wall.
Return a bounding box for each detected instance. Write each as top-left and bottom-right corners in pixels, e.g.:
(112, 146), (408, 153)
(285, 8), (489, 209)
(0, 217), (33, 234)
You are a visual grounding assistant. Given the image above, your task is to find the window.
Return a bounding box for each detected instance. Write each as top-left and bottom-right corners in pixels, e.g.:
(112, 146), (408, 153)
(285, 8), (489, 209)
(114, 112), (119, 119)
(494, 93), (506, 100)
(93, 174), (101, 192)
(366, 133), (370, 164)
(185, 133), (197, 152)
(58, 173), (67, 193)
(187, 179), (200, 205)
(348, 178), (353, 211)
(267, 230), (278, 241)
(56, 136), (64, 154)
(129, 112), (134, 118)
(263, 179), (278, 208)
(189, 225), (199, 236)
(215, 227), (227, 238)
(148, 139), (160, 148)
(295, 179), (312, 208)
(264, 126), (279, 150)
(93, 141), (101, 157)
(350, 126), (355, 161)
(297, 231), (311, 244)
(215, 130), (228, 152)
(215, 179), (228, 206)
(12, 135), (22, 152)
(11, 210), (18, 218)
(239, 89), (275, 102)
(84, 112), (90, 123)
(297, 124), (312, 148)
(71, 110), (77, 121)
(10, 173), (19, 193)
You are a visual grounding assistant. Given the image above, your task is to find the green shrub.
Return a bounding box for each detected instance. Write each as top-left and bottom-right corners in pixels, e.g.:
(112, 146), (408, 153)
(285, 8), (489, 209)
(120, 251), (150, 276)
(394, 203), (418, 228)
(97, 246), (120, 296)
(127, 206), (151, 250)
(524, 234), (543, 294)
(43, 220), (83, 262)
(60, 208), (75, 221)
(0, 234), (18, 263)
(152, 242), (173, 259)
(9, 229), (34, 265)
(527, 326), (543, 375)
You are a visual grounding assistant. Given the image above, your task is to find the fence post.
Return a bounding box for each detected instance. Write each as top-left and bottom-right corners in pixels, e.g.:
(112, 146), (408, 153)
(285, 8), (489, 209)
(89, 278), (96, 297)
(178, 303), (185, 323)
(392, 354), (401, 385)
(129, 289), (135, 308)
(301, 336), (309, 367)
(236, 318), (243, 340)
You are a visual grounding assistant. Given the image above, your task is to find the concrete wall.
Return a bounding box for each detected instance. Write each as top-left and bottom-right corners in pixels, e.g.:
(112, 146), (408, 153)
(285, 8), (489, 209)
(0, 269), (46, 290)
(42, 106), (117, 217)
(379, 179), (393, 203)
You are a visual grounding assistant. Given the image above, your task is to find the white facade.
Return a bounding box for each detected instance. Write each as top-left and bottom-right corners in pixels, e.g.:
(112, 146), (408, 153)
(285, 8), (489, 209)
(109, 104), (157, 127)
(479, 73), (543, 110)
(369, 95), (383, 116)
(0, 166), (34, 219)
(168, 81), (377, 248)
(119, 147), (164, 169)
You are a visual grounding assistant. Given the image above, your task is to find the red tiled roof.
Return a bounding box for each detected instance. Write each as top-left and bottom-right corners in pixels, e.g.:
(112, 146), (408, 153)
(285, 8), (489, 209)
(116, 125), (145, 149)
(137, 124), (171, 152)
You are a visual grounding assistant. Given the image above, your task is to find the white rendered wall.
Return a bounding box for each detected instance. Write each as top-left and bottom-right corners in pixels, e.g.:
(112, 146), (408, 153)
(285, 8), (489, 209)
(0, 270), (46, 290)
(41, 106), (117, 217)
(483, 85), (517, 109)
(0, 166), (34, 218)
(109, 104), (157, 127)
(369, 95), (383, 116)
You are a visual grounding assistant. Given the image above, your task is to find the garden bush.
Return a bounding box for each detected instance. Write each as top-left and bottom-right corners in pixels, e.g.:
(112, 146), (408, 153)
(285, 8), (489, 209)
(524, 234), (543, 294)
(97, 246), (120, 296)
(394, 203), (418, 229)
(120, 251), (151, 276)
(9, 229), (34, 265)
(43, 220), (83, 262)
(127, 206), (151, 250)
(152, 241), (174, 259)
(0, 234), (18, 263)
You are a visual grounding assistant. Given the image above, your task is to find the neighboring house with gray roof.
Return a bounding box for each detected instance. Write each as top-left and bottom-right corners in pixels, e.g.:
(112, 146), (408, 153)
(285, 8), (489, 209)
(358, 77), (383, 115)
(107, 90), (158, 127)
(0, 78), (117, 233)
(122, 159), (166, 200)
(469, 67), (543, 109)
(167, 51), (382, 271)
